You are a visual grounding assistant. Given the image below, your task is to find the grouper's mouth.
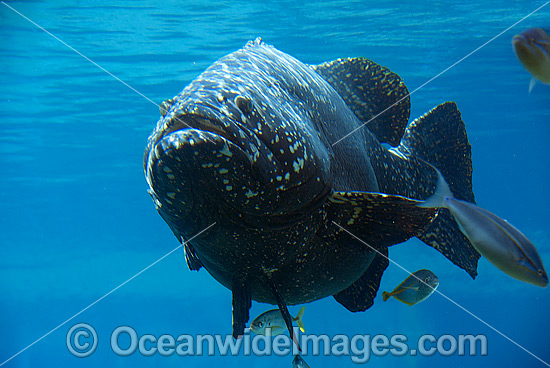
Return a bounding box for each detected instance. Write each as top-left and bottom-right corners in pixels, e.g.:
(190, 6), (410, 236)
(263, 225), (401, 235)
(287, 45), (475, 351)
(157, 102), (264, 161)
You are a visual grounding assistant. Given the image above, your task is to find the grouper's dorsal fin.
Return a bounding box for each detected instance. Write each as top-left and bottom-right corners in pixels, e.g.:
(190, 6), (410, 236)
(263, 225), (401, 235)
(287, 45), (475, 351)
(312, 58), (410, 146)
(327, 191), (436, 249)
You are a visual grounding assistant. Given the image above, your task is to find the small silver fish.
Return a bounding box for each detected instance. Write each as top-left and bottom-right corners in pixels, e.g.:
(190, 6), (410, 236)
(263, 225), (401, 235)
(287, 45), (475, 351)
(250, 306), (305, 336)
(382, 269), (439, 306)
(420, 170), (549, 287)
(292, 354), (311, 368)
(512, 27), (550, 92)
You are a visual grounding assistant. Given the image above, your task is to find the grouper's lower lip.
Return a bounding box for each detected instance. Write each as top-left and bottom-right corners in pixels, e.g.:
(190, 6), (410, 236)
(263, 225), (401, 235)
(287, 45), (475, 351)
(161, 114), (233, 146)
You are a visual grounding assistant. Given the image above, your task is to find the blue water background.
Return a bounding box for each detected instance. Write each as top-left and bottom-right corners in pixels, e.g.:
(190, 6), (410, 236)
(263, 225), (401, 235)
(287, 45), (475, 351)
(1, 1), (549, 367)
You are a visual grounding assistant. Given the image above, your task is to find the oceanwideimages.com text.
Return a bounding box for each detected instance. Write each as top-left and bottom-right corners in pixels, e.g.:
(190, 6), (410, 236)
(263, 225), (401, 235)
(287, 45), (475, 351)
(66, 323), (488, 363)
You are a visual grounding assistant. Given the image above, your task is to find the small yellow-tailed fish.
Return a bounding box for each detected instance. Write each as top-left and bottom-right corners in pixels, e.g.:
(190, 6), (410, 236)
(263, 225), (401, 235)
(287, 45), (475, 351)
(419, 168), (548, 287)
(512, 27), (550, 92)
(292, 354), (311, 368)
(382, 269), (439, 306)
(250, 306), (305, 336)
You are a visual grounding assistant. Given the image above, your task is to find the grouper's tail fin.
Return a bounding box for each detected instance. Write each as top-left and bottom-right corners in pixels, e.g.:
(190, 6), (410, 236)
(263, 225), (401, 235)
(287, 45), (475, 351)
(398, 102), (480, 278)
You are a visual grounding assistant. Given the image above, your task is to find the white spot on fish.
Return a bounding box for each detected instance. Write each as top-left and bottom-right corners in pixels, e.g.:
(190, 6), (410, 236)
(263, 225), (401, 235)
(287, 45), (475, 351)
(220, 143), (233, 157)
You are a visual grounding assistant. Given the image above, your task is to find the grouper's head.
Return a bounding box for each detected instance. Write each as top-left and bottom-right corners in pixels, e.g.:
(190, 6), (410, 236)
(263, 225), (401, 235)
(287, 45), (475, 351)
(144, 45), (333, 234)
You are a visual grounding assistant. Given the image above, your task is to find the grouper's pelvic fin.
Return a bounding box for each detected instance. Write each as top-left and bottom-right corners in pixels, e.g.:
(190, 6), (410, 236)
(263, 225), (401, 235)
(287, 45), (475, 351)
(398, 101), (480, 278)
(232, 278), (251, 339)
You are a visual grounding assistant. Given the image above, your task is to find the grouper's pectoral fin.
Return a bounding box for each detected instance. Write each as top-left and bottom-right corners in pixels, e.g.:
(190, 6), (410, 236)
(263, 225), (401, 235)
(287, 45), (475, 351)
(232, 278), (251, 339)
(184, 243), (203, 271)
(312, 57), (410, 146)
(157, 210), (204, 272)
(155, 207), (204, 272)
(327, 191), (432, 312)
(333, 247), (389, 312)
(327, 191), (437, 249)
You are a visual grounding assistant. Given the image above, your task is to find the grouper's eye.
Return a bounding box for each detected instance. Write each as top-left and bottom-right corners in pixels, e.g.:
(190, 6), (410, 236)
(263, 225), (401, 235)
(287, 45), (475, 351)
(159, 98), (174, 117)
(235, 95), (253, 114)
(258, 321), (264, 328)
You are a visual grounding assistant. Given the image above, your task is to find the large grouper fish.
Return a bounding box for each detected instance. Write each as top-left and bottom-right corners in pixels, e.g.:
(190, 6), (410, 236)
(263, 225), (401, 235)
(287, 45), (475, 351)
(144, 38), (480, 338)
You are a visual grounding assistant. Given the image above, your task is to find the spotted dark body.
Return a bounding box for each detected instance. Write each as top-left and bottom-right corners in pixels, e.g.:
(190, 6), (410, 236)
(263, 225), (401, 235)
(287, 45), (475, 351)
(144, 39), (479, 337)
